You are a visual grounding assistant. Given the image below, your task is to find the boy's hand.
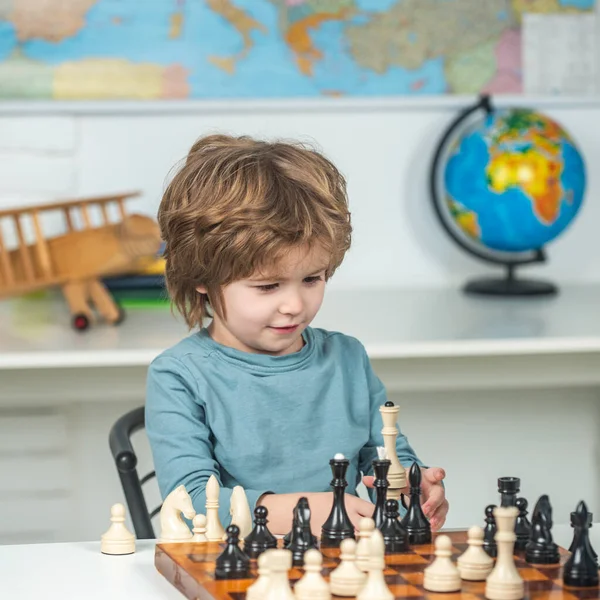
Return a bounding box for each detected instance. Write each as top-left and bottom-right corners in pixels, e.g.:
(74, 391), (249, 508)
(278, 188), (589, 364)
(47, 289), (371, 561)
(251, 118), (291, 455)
(259, 491), (374, 537)
(362, 465), (449, 531)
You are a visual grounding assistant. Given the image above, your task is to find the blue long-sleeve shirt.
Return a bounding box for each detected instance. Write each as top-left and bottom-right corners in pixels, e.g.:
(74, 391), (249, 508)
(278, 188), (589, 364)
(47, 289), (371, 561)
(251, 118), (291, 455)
(145, 326), (423, 528)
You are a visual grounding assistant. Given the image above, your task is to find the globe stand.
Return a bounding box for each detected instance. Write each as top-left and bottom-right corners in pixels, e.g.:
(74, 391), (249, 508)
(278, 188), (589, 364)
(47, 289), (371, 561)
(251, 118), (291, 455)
(464, 264), (558, 297)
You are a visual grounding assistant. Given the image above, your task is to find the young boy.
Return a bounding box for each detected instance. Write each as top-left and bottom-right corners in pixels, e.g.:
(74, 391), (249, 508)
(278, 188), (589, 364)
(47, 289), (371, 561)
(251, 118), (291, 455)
(145, 134), (448, 536)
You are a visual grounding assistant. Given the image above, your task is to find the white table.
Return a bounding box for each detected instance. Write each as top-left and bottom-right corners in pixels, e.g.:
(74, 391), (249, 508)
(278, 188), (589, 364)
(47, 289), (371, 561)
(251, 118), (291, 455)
(0, 526), (588, 599)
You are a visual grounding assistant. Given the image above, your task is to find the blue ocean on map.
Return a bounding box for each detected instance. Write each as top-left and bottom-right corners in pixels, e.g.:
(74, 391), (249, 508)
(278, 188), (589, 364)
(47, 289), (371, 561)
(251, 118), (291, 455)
(0, 0), (595, 99)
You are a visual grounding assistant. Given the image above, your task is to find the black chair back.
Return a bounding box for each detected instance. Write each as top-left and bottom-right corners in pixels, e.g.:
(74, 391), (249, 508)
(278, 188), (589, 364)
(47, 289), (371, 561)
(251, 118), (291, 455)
(108, 406), (160, 539)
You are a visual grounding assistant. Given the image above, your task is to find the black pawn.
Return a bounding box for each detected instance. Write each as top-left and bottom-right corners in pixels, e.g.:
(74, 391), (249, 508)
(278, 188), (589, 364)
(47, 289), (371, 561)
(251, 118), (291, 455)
(286, 496), (319, 566)
(525, 494), (560, 564)
(380, 499), (409, 554)
(514, 497), (531, 551)
(483, 504), (497, 558)
(498, 476), (520, 507)
(569, 507), (597, 563)
(321, 455), (355, 548)
(564, 501), (599, 587)
(215, 525), (250, 580)
(371, 457), (391, 530)
(401, 462), (431, 545)
(243, 506), (277, 559)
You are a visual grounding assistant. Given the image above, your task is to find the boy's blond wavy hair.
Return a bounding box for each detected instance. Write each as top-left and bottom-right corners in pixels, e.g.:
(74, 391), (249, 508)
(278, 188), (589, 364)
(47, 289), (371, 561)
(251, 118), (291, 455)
(158, 134), (352, 329)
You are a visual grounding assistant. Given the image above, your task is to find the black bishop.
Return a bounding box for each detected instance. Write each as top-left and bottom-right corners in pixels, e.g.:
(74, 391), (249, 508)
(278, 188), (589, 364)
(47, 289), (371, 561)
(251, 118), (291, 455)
(563, 500), (599, 587)
(400, 462), (431, 545)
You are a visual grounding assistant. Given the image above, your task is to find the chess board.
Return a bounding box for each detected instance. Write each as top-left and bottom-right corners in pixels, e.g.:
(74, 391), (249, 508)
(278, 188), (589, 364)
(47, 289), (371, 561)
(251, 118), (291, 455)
(154, 531), (597, 600)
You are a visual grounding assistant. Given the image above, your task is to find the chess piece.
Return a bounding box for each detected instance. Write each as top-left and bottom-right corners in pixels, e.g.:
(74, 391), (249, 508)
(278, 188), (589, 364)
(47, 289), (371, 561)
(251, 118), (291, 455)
(356, 517), (375, 572)
(401, 462), (432, 545)
(294, 549), (331, 600)
(357, 528), (393, 600)
(205, 474), (225, 542)
(457, 525), (494, 581)
(191, 514), (208, 542)
(330, 538), (367, 596)
(264, 548), (295, 600)
(525, 494), (559, 564)
(100, 503), (135, 555)
(158, 484), (195, 543)
(483, 504), (497, 558)
(246, 550), (272, 600)
(379, 401), (407, 498)
(423, 535), (461, 592)
(244, 505), (278, 559)
(370, 453), (391, 530)
(215, 525), (250, 580)
(284, 496), (318, 549)
(485, 506), (524, 600)
(230, 486), (253, 539)
(498, 477), (520, 507)
(380, 498), (409, 553)
(514, 498), (531, 551)
(321, 454), (355, 548)
(286, 496), (319, 565)
(569, 508), (597, 562)
(563, 500), (599, 587)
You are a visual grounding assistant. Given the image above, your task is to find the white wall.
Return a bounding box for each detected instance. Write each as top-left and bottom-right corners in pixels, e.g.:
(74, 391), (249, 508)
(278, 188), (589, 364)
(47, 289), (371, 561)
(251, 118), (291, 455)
(1, 99), (600, 543)
(0, 98), (598, 289)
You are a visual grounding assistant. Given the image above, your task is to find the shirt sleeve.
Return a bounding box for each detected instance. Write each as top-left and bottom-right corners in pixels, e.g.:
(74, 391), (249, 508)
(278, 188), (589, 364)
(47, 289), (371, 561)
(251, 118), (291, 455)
(357, 348), (424, 504)
(145, 355), (271, 529)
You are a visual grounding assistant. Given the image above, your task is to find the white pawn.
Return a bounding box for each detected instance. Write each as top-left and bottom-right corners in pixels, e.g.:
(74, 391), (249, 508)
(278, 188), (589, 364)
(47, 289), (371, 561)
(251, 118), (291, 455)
(356, 517), (375, 573)
(191, 514), (208, 542)
(205, 474), (225, 541)
(423, 535), (461, 592)
(100, 503), (135, 555)
(265, 549), (295, 600)
(246, 550), (272, 600)
(458, 525), (494, 580)
(294, 549), (331, 600)
(357, 528), (393, 600)
(330, 538), (367, 597)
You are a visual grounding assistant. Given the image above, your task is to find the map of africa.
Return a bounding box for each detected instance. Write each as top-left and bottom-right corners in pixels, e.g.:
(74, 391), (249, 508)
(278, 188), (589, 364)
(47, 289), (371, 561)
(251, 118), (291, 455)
(0, 0), (595, 100)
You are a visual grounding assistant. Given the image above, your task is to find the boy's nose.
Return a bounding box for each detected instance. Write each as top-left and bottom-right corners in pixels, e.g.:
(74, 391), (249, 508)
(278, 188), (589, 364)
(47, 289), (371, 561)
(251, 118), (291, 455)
(279, 293), (303, 315)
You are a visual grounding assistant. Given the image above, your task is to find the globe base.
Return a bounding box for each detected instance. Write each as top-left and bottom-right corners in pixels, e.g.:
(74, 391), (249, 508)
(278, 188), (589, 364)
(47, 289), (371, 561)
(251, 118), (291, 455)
(464, 276), (558, 297)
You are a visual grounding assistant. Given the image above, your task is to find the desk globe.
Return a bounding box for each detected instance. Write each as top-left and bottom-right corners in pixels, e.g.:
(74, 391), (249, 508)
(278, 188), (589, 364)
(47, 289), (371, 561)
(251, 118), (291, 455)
(430, 95), (586, 296)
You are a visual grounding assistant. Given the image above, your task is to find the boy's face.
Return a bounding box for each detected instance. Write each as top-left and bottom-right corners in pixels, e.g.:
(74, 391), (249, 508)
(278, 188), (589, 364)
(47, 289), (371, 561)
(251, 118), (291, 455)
(199, 245), (329, 356)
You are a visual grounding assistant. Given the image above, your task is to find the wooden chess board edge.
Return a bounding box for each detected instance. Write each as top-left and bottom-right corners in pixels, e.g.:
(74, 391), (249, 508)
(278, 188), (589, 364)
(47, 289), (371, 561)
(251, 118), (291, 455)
(154, 532), (593, 600)
(156, 544), (219, 600)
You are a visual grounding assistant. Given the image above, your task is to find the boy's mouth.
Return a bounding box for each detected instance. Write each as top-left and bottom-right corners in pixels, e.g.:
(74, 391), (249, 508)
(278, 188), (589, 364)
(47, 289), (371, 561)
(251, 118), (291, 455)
(269, 324), (299, 334)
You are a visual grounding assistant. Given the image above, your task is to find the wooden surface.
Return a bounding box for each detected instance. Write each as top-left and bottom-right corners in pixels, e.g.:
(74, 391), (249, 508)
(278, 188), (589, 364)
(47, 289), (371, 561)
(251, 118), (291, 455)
(154, 530), (593, 600)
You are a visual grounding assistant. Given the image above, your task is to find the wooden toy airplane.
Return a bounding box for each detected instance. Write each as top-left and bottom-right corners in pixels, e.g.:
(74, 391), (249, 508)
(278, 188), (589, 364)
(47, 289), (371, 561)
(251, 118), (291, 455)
(0, 191), (163, 331)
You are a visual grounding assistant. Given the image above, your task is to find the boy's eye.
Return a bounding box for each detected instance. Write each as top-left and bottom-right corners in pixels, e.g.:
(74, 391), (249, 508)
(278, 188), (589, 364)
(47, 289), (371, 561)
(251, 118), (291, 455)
(304, 276), (323, 285)
(255, 283), (278, 291)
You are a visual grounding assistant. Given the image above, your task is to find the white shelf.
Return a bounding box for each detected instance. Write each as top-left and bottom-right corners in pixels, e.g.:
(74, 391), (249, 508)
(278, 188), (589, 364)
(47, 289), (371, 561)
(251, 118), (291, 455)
(2, 284), (600, 370)
(0, 94), (597, 116)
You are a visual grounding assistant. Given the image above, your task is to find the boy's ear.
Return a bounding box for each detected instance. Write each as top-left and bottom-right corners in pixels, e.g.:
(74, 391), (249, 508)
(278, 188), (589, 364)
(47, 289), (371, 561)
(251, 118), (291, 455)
(196, 285), (208, 294)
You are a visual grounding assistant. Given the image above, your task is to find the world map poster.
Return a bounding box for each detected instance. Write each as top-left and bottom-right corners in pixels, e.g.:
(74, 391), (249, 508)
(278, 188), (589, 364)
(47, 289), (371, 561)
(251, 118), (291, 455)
(0, 0), (596, 100)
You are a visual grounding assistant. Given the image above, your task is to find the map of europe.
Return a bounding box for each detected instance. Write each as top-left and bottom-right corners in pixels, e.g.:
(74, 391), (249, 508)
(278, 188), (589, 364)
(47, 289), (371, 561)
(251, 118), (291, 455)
(0, 0), (595, 100)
